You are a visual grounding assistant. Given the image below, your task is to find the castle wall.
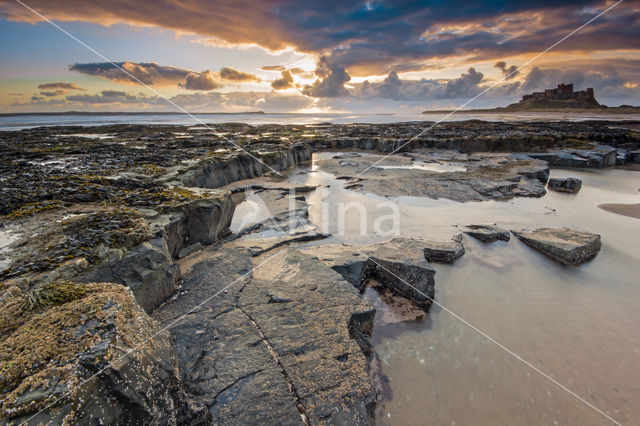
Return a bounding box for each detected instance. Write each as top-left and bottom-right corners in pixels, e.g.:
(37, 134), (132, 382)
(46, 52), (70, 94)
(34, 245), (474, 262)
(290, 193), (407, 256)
(520, 84), (595, 103)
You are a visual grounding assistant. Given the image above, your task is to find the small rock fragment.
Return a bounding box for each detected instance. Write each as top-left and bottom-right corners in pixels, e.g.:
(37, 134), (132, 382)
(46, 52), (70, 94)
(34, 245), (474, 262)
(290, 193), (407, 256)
(547, 177), (582, 193)
(422, 234), (465, 263)
(465, 225), (510, 243)
(178, 242), (203, 259)
(267, 290), (292, 303)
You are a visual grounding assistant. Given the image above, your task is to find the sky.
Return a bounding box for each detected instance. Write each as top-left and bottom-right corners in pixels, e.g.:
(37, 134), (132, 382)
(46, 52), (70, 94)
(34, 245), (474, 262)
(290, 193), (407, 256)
(0, 0), (639, 114)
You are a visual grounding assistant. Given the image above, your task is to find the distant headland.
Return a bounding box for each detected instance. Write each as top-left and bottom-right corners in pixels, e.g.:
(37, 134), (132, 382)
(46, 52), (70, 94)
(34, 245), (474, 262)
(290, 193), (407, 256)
(423, 83), (640, 114)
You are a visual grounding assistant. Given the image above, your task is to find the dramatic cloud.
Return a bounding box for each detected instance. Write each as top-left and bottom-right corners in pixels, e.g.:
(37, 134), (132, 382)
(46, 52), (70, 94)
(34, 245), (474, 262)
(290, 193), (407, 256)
(443, 68), (484, 98)
(318, 3), (640, 75)
(302, 57), (351, 97)
(16, 62), (639, 113)
(40, 90), (67, 97)
(355, 71), (438, 100)
(69, 61), (191, 86)
(4, 1), (638, 76)
(69, 61), (261, 91)
(353, 67), (494, 101)
(3, 1), (639, 112)
(271, 70), (295, 90)
(494, 61), (520, 80)
(180, 70), (222, 91)
(301, 54), (493, 101)
(519, 65), (640, 103)
(37, 82), (85, 91)
(219, 67), (260, 82)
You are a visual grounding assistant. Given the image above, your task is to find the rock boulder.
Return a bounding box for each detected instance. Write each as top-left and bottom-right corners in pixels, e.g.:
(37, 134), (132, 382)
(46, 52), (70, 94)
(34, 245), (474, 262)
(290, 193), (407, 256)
(302, 238), (436, 309)
(422, 234), (465, 263)
(547, 177), (582, 193)
(513, 227), (601, 266)
(0, 283), (201, 425)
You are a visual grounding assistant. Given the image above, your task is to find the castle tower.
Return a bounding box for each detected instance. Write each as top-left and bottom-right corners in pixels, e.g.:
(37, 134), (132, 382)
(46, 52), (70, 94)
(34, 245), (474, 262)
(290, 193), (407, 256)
(557, 83), (573, 99)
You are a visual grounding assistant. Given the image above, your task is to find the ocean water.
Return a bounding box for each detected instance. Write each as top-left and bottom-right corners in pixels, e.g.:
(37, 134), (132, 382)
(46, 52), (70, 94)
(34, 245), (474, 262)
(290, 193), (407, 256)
(2, 111), (640, 131)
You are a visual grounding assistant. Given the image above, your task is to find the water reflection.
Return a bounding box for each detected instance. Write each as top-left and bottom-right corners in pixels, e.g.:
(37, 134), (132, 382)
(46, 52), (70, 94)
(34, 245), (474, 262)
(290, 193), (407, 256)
(289, 155), (640, 424)
(229, 152), (640, 424)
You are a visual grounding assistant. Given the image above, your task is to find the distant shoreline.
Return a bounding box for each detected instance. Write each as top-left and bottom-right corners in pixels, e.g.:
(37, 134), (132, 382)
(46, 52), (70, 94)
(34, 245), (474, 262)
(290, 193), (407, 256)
(0, 110), (266, 117)
(423, 106), (640, 114)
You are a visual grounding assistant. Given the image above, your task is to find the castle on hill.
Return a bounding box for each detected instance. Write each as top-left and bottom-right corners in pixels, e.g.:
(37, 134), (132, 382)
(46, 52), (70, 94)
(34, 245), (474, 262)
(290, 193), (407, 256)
(521, 83), (596, 103)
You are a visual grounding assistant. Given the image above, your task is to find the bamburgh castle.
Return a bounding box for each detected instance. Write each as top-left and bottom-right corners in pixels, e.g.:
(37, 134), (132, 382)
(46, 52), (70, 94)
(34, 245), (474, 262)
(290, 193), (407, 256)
(521, 83), (595, 102)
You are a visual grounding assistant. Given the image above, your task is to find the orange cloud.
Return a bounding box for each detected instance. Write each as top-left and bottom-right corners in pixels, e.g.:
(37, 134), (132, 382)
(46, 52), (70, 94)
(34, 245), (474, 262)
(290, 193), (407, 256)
(271, 70), (294, 90)
(68, 61), (259, 91)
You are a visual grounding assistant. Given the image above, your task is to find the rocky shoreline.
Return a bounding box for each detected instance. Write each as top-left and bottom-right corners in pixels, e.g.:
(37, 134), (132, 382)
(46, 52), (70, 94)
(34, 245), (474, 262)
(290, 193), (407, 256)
(1, 120), (639, 424)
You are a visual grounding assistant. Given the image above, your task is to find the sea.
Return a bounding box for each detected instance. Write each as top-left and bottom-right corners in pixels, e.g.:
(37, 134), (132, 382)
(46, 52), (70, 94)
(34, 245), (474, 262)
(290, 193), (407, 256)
(1, 111), (640, 131)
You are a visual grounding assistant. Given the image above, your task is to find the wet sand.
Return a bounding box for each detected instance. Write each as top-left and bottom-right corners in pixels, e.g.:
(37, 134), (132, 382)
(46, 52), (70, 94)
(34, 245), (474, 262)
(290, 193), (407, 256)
(599, 203), (640, 219)
(614, 163), (640, 172)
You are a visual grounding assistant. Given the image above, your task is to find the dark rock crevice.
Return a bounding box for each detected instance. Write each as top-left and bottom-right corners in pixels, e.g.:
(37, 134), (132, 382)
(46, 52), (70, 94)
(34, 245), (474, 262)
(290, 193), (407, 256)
(151, 247), (379, 424)
(177, 143), (312, 189)
(237, 305), (310, 425)
(210, 368), (265, 401)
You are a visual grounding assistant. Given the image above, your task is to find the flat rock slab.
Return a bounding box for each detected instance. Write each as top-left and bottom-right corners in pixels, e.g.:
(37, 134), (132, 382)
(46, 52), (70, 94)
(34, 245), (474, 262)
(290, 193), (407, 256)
(154, 246), (376, 425)
(422, 234), (465, 263)
(317, 153), (549, 202)
(513, 227), (601, 266)
(529, 145), (617, 169)
(548, 177), (582, 193)
(365, 240), (435, 309)
(465, 224), (510, 243)
(229, 231), (330, 256)
(303, 238), (436, 309)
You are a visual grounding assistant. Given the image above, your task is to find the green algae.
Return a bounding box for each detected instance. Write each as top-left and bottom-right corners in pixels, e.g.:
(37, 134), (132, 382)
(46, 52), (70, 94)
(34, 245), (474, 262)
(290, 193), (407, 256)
(20, 281), (87, 312)
(6, 201), (62, 219)
(0, 209), (151, 281)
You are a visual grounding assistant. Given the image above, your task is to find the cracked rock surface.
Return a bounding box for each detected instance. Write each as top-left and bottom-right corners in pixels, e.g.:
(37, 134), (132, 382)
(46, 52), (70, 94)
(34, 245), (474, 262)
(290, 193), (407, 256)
(153, 246), (377, 425)
(303, 238), (436, 309)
